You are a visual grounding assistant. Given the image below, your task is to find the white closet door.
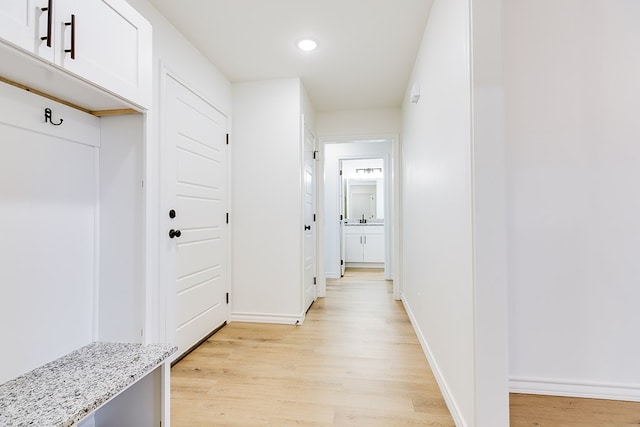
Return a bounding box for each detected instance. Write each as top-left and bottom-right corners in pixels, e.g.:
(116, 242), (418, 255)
(0, 82), (99, 383)
(164, 75), (228, 358)
(302, 123), (316, 311)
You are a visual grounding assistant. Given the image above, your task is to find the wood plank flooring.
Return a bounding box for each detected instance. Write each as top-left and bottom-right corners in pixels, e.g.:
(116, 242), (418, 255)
(510, 393), (640, 426)
(170, 268), (455, 426)
(171, 268), (640, 426)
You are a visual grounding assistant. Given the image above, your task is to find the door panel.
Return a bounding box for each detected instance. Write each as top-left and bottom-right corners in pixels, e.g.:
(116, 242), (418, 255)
(166, 75), (227, 357)
(0, 0), (53, 61)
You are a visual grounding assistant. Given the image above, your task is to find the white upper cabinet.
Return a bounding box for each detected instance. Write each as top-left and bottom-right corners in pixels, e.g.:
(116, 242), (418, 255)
(56, 0), (151, 108)
(0, 0), (54, 61)
(0, 0), (151, 109)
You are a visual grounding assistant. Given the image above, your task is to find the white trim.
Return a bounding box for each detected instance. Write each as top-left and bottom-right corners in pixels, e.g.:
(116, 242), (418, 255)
(402, 294), (469, 427)
(510, 378), (640, 402)
(230, 312), (305, 325)
(92, 147), (101, 342)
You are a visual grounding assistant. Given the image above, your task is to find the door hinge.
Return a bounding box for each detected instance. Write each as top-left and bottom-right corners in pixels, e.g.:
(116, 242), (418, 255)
(341, 259), (344, 266)
(226, 212), (229, 224)
(339, 169), (343, 176)
(313, 150), (318, 160)
(340, 214), (343, 221)
(226, 292), (229, 304)
(226, 133), (229, 145)
(313, 214), (316, 222)
(313, 277), (317, 285)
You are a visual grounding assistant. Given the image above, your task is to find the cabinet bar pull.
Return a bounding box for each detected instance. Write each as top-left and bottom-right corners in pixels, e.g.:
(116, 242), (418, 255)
(364, 236), (367, 244)
(40, 0), (53, 47)
(360, 236), (363, 244)
(64, 14), (76, 59)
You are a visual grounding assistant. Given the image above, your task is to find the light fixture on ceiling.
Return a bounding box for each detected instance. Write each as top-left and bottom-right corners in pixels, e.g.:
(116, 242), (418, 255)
(356, 168), (382, 174)
(297, 39), (317, 52)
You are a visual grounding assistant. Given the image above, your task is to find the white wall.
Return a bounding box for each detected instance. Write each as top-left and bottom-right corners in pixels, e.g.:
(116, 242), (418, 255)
(124, 0), (232, 343)
(401, 0), (508, 425)
(506, 0), (640, 400)
(231, 78), (309, 323)
(99, 115), (144, 343)
(317, 108), (401, 137)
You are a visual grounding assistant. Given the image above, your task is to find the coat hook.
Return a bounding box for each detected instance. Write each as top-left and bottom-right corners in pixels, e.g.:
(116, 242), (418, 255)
(44, 108), (63, 126)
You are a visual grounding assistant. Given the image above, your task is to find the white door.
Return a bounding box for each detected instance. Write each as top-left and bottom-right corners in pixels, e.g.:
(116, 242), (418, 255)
(363, 228), (385, 263)
(344, 228), (363, 263)
(303, 123), (316, 311)
(165, 75), (228, 357)
(339, 163), (346, 276)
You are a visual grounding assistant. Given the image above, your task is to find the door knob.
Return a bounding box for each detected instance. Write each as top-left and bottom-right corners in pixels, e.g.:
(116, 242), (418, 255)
(304, 225), (311, 231)
(169, 229), (182, 238)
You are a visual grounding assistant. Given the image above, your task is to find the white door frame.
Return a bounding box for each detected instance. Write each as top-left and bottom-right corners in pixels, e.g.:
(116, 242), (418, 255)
(317, 135), (401, 300)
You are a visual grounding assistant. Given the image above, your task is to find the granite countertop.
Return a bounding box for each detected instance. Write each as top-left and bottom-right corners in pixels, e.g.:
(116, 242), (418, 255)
(0, 342), (177, 427)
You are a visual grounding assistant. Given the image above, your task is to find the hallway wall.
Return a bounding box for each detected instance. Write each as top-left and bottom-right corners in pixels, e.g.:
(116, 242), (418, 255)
(401, 0), (475, 424)
(231, 78), (314, 323)
(506, 0), (640, 400)
(401, 0), (508, 425)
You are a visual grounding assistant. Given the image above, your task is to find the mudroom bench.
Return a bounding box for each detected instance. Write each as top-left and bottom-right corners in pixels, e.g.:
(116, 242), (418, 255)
(0, 342), (176, 427)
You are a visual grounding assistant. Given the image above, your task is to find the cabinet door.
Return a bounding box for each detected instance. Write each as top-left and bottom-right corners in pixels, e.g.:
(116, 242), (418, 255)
(344, 231), (363, 263)
(363, 228), (385, 263)
(56, 0), (151, 108)
(0, 0), (54, 61)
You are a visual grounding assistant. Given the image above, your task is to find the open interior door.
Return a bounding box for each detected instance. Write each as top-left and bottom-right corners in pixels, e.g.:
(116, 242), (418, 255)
(339, 161), (346, 277)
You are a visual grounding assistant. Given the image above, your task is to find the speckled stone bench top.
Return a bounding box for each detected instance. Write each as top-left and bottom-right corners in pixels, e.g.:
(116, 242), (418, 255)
(0, 342), (177, 427)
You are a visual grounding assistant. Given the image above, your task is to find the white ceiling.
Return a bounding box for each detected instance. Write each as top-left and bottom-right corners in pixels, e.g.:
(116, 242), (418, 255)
(145, 0), (434, 112)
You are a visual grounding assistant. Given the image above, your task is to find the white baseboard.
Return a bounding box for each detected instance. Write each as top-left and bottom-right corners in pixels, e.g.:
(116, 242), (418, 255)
(510, 377), (640, 402)
(401, 294), (468, 427)
(230, 311), (304, 325)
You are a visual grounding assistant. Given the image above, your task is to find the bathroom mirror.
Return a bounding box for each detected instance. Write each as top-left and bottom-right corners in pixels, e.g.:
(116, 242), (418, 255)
(341, 158), (385, 222)
(347, 179), (377, 220)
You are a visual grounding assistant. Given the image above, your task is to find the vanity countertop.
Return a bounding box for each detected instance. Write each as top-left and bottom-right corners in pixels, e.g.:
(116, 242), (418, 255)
(0, 341), (176, 427)
(344, 222), (384, 226)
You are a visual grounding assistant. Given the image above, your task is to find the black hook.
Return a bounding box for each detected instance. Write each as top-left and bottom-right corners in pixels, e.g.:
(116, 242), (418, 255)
(44, 108), (63, 126)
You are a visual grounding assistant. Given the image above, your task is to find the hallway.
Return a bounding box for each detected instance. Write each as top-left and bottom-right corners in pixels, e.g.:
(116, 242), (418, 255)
(170, 268), (455, 426)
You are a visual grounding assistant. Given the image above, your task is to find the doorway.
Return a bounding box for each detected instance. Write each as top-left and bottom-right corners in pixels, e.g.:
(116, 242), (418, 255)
(317, 137), (400, 300)
(340, 158), (386, 275)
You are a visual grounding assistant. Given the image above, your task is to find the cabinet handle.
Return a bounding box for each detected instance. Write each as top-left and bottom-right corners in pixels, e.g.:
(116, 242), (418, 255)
(64, 14), (76, 59)
(364, 236), (367, 244)
(40, 0), (53, 47)
(360, 236), (362, 244)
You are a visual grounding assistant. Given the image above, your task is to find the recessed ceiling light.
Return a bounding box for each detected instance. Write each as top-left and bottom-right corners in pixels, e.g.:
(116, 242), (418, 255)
(297, 39), (317, 52)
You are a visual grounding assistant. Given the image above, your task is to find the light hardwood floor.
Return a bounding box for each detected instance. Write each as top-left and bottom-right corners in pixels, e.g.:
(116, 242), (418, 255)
(171, 269), (640, 426)
(171, 268), (455, 426)
(510, 393), (640, 426)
